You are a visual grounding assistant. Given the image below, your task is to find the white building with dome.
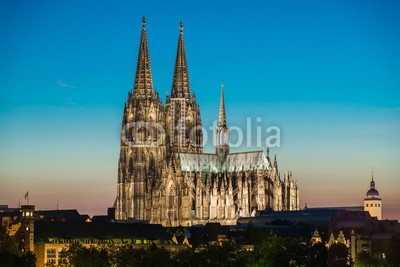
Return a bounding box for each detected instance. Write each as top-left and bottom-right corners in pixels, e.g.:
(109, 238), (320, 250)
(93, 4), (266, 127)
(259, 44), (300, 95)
(363, 175), (382, 220)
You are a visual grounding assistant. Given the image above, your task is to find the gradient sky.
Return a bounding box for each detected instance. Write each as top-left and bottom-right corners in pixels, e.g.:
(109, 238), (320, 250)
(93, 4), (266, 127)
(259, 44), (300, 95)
(1, 0), (399, 219)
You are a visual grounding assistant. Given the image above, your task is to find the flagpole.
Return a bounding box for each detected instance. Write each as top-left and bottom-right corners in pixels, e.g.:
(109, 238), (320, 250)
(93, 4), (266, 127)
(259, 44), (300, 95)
(24, 191), (29, 205)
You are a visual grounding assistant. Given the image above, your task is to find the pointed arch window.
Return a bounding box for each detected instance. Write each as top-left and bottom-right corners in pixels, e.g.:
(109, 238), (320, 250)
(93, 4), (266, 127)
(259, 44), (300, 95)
(148, 154), (156, 179)
(168, 185), (175, 209)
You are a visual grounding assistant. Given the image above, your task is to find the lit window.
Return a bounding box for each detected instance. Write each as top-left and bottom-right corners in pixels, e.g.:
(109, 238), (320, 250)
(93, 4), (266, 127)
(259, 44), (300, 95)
(47, 249), (56, 264)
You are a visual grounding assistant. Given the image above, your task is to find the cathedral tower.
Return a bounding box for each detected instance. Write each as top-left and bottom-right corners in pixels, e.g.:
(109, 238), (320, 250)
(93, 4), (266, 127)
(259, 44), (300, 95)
(364, 174), (382, 220)
(166, 22), (203, 154)
(116, 17), (166, 220)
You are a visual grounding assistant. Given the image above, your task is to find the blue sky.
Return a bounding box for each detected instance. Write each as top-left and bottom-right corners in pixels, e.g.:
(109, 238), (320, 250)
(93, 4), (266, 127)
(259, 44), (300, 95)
(0, 0), (399, 218)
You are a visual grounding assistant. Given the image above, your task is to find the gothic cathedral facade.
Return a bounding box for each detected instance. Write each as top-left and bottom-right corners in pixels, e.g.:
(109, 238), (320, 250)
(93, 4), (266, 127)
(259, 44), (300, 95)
(116, 18), (300, 226)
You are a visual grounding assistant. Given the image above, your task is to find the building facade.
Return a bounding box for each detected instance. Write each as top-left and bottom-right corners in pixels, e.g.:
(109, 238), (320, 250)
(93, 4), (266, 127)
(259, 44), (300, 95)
(116, 18), (300, 226)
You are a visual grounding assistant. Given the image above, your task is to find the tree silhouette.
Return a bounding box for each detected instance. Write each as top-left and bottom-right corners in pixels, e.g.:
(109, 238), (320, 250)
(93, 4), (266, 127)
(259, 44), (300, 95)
(328, 243), (349, 267)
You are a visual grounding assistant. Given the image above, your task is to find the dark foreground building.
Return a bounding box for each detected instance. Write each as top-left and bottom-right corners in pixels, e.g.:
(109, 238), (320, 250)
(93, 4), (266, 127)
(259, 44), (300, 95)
(237, 207), (400, 262)
(6, 205), (183, 266)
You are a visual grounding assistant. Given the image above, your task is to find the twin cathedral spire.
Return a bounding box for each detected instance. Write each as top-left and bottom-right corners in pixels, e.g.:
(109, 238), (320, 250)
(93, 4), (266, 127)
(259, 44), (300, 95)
(171, 21), (191, 99)
(132, 17), (155, 100)
(128, 17), (224, 155)
(166, 19), (203, 154)
(127, 16), (230, 157)
(133, 17), (193, 101)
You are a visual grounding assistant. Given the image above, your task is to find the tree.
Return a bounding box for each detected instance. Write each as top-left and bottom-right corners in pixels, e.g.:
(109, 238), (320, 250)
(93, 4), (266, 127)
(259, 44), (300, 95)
(0, 226), (36, 267)
(205, 242), (253, 267)
(328, 243), (349, 267)
(141, 244), (173, 267)
(308, 242), (328, 267)
(0, 226), (20, 255)
(173, 241), (253, 267)
(19, 252), (36, 267)
(354, 251), (376, 267)
(58, 243), (109, 267)
(240, 224), (270, 247)
(386, 233), (400, 267)
(173, 247), (197, 267)
(255, 236), (284, 266)
(111, 244), (173, 267)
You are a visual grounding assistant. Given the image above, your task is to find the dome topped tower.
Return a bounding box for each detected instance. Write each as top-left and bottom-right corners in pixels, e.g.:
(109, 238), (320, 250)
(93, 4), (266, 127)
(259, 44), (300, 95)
(364, 172), (382, 220)
(366, 177), (379, 198)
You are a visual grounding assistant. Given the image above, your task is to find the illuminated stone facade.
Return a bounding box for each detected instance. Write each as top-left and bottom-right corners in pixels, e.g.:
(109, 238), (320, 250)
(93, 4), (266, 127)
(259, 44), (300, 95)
(116, 18), (300, 226)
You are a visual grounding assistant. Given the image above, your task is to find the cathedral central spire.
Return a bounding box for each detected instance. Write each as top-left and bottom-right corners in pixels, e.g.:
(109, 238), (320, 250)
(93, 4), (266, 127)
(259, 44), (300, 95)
(216, 83), (229, 163)
(171, 21), (190, 98)
(133, 16), (154, 99)
(218, 82), (227, 128)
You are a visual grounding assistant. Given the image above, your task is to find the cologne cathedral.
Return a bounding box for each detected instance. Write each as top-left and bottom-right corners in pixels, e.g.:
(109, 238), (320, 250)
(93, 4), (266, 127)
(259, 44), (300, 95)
(116, 18), (300, 226)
